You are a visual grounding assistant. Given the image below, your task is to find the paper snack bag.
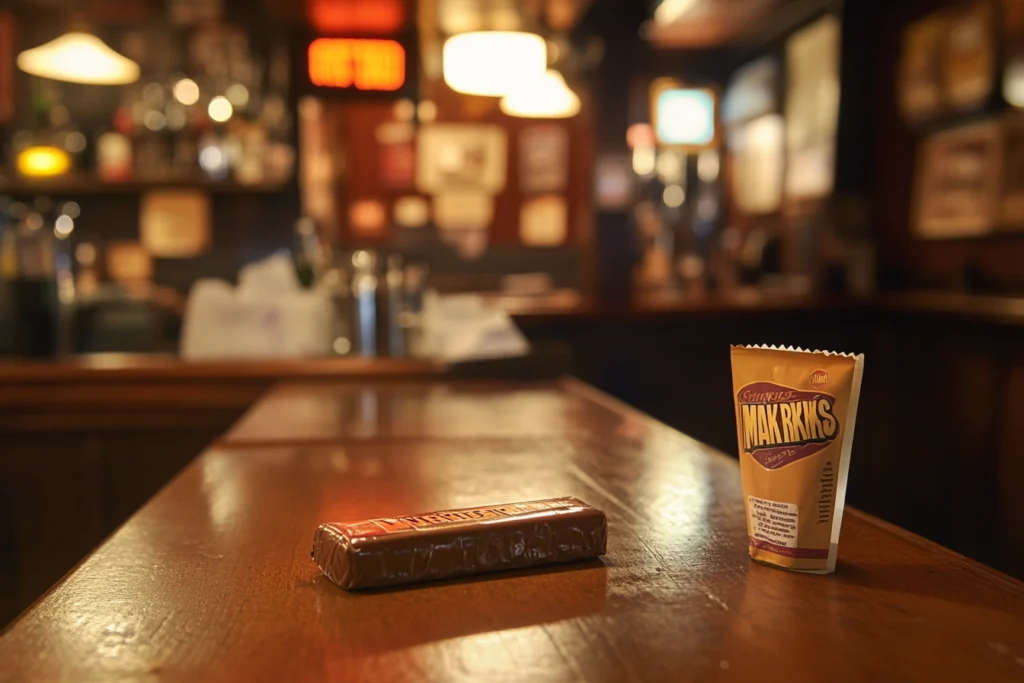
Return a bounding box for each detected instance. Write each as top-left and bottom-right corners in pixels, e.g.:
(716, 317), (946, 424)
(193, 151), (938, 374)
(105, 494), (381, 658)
(730, 345), (865, 573)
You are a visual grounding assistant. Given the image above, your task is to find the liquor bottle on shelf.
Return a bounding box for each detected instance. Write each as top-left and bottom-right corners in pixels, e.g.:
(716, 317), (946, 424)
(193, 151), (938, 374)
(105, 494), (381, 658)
(0, 197), (14, 354)
(262, 41), (294, 184)
(2, 198), (58, 357)
(384, 254), (406, 357)
(134, 80), (173, 180)
(97, 92), (136, 182)
(350, 250), (379, 358)
(293, 217), (326, 288)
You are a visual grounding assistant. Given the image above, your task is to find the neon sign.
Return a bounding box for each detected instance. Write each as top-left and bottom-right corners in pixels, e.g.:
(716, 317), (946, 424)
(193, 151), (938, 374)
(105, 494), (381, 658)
(307, 38), (406, 92)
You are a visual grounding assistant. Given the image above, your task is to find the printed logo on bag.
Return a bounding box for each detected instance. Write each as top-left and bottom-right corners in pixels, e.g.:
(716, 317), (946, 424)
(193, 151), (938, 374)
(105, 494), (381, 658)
(808, 369), (828, 388)
(737, 382), (839, 469)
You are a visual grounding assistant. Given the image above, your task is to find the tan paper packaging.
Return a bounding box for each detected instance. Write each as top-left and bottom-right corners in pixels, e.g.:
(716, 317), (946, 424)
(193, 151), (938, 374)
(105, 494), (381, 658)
(730, 345), (865, 573)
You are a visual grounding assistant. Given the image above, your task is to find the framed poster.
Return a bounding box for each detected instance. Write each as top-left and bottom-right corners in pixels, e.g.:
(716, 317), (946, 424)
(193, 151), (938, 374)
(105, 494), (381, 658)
(376, 122), (415, 189)
(728, 113), (785, 215)
(722, 56), (779, 127)
(519, 125), (569, 193)
(520, 196), (568, 246)
(942, 0), (995, 112)
(898, 15), (946, 123)
(416, 124), (507, 194)
(785, 14), (841, 201)
(433, 191), (493, 230)
(1001, 116), (1024, 230)
(914, 119), (1003, 239)
(434, 190), (491, 259)
(140, 191), (211, 258)
(107, 242), (153, 284)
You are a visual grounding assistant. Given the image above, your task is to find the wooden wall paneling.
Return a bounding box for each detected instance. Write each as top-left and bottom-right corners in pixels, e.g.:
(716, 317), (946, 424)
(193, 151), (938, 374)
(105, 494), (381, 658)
(0, 428), (230, 628)
(1000, 344), (1024, 577)
(0, 433), (106, 626)
(940, 329), (1003, 566)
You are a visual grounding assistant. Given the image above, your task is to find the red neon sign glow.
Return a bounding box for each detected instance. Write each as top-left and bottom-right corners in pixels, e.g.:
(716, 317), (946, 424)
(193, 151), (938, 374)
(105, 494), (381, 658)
(308, 0), (404, 33)
(308, 38), (406, 91)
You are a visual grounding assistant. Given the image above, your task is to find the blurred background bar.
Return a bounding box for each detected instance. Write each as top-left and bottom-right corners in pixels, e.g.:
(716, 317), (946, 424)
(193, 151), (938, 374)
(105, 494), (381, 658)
(2, 0), (1024, 623)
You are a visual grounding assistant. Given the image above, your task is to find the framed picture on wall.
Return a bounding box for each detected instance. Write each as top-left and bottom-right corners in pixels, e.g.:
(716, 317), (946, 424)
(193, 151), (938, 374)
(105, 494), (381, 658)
(914, 119), (1003, 239)
(722, 55), (779, 128)
(416, 124), (507, 194)
(140, 191), (211, 258)
(519, 125), (569, 194)
(784, 14), (841, 202)
(520, 195), (568, 246)
(941, 0), (995, 112)
(727, 113), (785, 216)
(376, 122), (416, 190)
(898, 14), (946, 123)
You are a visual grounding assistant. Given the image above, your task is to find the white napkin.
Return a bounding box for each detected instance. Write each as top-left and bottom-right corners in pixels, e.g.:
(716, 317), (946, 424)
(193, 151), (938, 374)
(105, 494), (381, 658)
(421, 292), (529, 364)
(181, 254), (332, 359)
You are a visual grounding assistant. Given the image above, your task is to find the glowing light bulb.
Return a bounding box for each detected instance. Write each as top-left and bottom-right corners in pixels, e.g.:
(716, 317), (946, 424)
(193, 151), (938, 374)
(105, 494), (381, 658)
(16, 146), (71, 177)
(17, 32), (139, 85)
(208, 96), (233, 123)
(173, 78), (200, 105)
(500, 70), (580, 118)
(55, 215), (74, 237)
(443, 31), (546, 97)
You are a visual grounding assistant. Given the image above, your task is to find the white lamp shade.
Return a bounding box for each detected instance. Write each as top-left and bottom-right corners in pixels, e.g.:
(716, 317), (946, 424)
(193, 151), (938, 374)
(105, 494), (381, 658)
(500, 70), (580, 119)
(443, 31), (546, 97)
(17, 32), (140, 85)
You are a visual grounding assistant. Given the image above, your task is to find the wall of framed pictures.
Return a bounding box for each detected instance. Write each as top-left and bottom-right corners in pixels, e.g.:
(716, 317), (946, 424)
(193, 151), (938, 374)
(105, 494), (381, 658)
(719, 12), (844, 284)
(897, 0), (1024, 240)
(872, 0), (1024, 290)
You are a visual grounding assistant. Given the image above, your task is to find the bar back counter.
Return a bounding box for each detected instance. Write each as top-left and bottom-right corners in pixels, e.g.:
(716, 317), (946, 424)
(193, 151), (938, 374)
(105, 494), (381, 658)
(2, 378), (1023, 682)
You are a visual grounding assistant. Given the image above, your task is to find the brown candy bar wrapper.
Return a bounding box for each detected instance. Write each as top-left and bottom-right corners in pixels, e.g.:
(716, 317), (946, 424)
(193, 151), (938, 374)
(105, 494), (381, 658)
(312, 497), (607, 590)
(731, 345), (865, 573)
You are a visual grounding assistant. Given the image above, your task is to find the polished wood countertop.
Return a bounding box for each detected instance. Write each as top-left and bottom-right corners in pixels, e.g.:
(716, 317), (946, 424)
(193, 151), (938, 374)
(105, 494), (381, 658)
(2, 379), (1023, 682)
(220, 380), (604, 445)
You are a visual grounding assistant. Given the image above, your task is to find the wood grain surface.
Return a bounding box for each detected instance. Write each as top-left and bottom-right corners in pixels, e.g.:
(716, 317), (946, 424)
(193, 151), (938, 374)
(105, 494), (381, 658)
(2, 379), (1023, 682)
(221, 381), (626, 445)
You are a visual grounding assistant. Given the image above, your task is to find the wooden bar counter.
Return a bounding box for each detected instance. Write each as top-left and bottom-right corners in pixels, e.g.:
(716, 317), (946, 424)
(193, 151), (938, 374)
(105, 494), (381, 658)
(2, 379), (1023, 682)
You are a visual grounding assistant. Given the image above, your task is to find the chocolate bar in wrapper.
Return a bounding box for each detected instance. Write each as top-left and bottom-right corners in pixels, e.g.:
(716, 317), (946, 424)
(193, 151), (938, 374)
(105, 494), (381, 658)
(731, 345), (865, 574)
(312, 497), (607, 589)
